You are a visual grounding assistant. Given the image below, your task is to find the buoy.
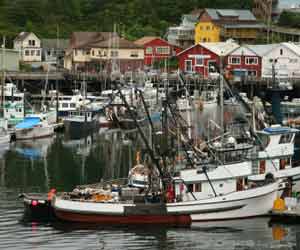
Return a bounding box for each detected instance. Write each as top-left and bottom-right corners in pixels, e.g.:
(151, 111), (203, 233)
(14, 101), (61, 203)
(272, 225), (286, 241)
(273, 197), (285, 211)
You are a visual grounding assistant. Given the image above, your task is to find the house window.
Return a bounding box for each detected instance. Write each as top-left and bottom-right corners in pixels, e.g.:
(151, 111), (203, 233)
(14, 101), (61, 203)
(92, 50), (95, 56)
(31, 50), (35, 56)
(185, 60), (193, 72)
(86, 50), (90, 55)
(206, 26), (210, 30)
(208, 38), (211, 42)
(111, 50), (118, 57)
(130, 51), (139, 57)
(25, 50), (29, 56)
(146, 47), (153, 54)
(248, 70), (257, 76)
(195, 57), (203, 66)
(47, 50), (51, 56)
(280, 49), (283, 55)
(156, 46), (170, 55)
(36, 50), (40, 56)
(28, 40), (35, 46)
(200, 26), (203, 31)
(228, 56), (241, 65)
(202, 38), (207, 42)
(245, 57), (258, 65)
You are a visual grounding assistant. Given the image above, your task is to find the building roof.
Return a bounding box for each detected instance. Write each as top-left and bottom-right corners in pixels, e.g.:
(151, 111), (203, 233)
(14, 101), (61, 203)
(204, 8), (257, 22)
(281, 42), (300, 56)
(177, 40), (239, 56)
(248, 42), (300, 57)
(41, 39), (69, 50)
(246, 44), (279, 56)
(0, 48), (19, 54)
(14, 32), (35, 42)
(89, 37), (143, 49)
(229, 45), (260, 57)
(70, 32), (118, 49)
(277, 0), (300, 10)
(222, 23), (265, 29)
(134, 36), (161, 46)
(200, 41), (240, 56)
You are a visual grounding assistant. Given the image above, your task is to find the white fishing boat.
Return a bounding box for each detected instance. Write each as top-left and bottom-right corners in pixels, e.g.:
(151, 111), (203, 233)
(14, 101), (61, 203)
(248, 125), (300, 190)
(15, 114), (54, 140)
(52, 178), (278, 224)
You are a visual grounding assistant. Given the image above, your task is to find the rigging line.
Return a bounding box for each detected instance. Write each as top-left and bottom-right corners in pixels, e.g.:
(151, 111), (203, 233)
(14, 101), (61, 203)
(115, 82), (170, 188)
(166, 102), (218, 197)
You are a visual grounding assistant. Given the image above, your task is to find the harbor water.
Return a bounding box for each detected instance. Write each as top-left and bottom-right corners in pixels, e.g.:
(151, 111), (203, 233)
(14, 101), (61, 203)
(1, 106), (300, 249)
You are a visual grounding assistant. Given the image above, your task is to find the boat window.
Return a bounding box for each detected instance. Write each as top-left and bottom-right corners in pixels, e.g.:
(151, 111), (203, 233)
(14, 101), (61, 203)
(18, 108), (22, 112)
(187, 184), (193, 193)
(279, 134), (293, 144)
(257, 133), (270, 149)
(280, 159), (287, 170)
(70, 103), (76, 108)
(62, 103), (68, 108)
(194, 183), (201, 192)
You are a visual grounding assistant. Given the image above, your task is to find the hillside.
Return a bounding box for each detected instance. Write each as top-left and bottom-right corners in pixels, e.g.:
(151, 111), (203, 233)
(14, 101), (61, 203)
(0, 0), (252, 44)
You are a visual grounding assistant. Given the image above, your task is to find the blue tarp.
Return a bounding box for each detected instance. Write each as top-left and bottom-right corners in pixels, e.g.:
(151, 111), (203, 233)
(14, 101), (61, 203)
(16, 148), (42, 159)
(15, 117), (40, 129)
(263, 127), (294, 134)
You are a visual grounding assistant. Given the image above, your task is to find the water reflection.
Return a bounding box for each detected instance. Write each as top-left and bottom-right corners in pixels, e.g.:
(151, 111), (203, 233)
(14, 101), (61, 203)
(0, 104), (300, 249)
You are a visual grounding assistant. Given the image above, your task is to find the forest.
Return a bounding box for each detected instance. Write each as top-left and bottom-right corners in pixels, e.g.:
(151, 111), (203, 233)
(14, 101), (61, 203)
(0, 0), (252, 43)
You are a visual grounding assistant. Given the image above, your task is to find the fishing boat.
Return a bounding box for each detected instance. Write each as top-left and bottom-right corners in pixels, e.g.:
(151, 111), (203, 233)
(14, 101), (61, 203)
(15, 114), (55, 140)
(63, 109), (100, 133)
(52, 175), (278, 224)
(248, 125), (300, 191)
(200, 87), (218, 108)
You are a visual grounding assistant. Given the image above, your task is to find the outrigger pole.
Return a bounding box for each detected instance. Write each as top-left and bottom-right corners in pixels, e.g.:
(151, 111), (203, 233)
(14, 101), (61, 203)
(115, 82), (170, 189)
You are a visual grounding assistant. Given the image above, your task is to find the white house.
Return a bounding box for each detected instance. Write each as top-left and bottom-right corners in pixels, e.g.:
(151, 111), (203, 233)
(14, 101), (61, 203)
(249, 42), (300, 79)
(14, 32), (42, 63)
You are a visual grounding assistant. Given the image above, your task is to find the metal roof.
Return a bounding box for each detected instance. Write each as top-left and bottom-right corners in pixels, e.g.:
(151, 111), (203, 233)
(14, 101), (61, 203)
(205, 9), (257, 21)
(277, 0), (300, 9)
(223, 24), (265, 29)
(246, 44), (279, 56)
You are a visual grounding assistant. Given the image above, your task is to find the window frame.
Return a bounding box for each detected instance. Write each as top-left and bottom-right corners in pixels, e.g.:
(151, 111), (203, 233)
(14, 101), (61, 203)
(228, 56), (241, 65)
(245, 57), (258, 65)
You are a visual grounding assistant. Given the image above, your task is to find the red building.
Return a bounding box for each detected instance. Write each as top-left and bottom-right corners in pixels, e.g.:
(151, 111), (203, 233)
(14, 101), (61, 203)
(177, 41), (239, 78)
(135, 36), (182, 66)
(226, 46), (262, 80)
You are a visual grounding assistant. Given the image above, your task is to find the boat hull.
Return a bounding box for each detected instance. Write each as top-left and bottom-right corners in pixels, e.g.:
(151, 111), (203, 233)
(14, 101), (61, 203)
(64, 120), (98, 133)
(15, 126), (54, 140)
(53, 182), (278, 225)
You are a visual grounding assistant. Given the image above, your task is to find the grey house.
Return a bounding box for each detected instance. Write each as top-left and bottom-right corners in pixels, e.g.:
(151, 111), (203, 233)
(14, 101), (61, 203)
(41, 39), (69, 67)
(0, 49), (20, 71)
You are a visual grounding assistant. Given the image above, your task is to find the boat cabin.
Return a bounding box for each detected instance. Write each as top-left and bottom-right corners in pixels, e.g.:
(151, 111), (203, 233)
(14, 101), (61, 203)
(254, 125), (299, 177)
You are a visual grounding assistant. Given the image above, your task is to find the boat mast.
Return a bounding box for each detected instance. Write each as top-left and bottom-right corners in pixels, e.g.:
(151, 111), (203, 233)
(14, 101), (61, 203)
(219, 52), (224, 143)
(1, 36), (5, 117)
(56, 25), (59, 123)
